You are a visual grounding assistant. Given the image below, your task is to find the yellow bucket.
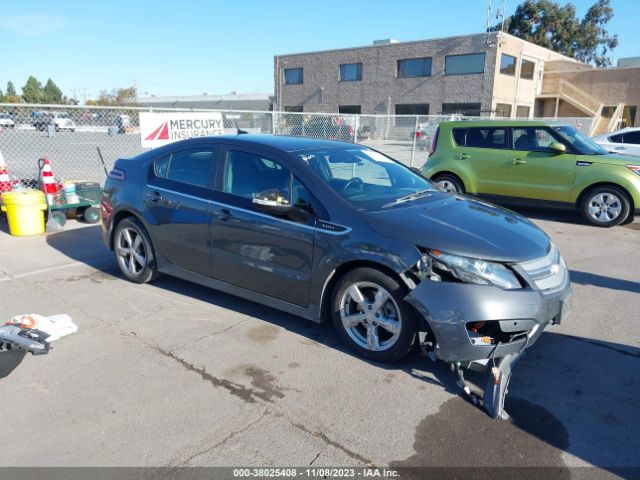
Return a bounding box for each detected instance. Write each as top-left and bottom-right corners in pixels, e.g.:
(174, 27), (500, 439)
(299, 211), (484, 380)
(1, 190), (47, 236)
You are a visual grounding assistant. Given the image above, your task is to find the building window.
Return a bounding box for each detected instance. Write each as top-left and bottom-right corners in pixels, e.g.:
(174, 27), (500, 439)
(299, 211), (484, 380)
(495, 103), (512, 117)
(338, 105), (361, 114)
(284, 68), (303, 85)
(516, 105), (531, 118)
(284, 106), (303, 112)
(395, 104), (429, 115)
(397, 57), (432, 78)
(500, 54), (516, 76)
(520, 59), (535, 79)
(442, 102), (482, 116)
(340, 63), (363, 82)
(444, 53), (485, 75)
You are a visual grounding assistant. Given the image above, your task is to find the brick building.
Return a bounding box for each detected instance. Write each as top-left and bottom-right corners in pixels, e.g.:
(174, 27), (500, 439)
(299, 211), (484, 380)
(274, 31), (639, 135)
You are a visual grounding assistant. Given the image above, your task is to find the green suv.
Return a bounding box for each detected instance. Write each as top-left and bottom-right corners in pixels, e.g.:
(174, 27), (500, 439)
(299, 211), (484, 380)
(422, 120), (640, 227)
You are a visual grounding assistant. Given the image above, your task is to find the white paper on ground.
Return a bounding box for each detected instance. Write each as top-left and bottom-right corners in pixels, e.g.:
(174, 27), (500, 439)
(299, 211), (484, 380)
(10, 314), (78, 342)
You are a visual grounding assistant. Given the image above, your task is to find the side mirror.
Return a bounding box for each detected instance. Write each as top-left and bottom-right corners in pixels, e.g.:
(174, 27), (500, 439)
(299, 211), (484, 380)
(549, 142), (567, 154)
(252, 189), (292, 215)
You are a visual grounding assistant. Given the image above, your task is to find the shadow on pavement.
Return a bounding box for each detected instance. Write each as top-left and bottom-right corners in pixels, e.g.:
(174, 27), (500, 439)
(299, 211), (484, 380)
(571, 269), (640, 294)
(44, 224), (640, 474)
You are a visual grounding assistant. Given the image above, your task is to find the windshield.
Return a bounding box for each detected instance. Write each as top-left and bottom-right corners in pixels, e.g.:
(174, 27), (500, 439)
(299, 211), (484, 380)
(298, 147), (435, 209)
(552, 125), (607, 155)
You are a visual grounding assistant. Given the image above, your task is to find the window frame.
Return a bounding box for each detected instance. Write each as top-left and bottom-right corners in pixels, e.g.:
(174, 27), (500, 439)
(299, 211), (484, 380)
(500, 54), (516, 76)
(284, 67), (304, 85)
(213, 146), (318, 223)
(495, 103), (512, 118)
(444, 53), (486, 76)
(340, 63), (363, 82)
(395, 103), (429, 115)
(509, 126), (571, 153)
(148, 146), (219, 195)
(520, 59), (535, 80)
(452, 127), (509, 149)
(397, 57), (432, 78)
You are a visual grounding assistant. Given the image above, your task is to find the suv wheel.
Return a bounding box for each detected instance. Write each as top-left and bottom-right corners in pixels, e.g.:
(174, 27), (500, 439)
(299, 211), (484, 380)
(114, 217), (159, 283)
(581, 186), (630, 227)
(331, 267), (417, 363)
(433, 174), (464, 193)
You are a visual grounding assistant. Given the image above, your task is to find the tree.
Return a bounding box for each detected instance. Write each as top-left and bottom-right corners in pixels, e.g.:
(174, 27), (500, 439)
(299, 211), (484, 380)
(42, 78), (64, 104)
(0, 89), (3, 102)
(86, 86), (137, 106)
(22, 76), (44, 103)
(492, 0), (618, 67)
(4, 81), (21, 103)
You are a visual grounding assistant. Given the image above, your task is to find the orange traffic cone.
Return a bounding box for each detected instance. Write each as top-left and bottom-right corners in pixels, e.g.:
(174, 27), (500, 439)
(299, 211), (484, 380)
(0, 150), (13, 193)
(41, 156), (59, 204)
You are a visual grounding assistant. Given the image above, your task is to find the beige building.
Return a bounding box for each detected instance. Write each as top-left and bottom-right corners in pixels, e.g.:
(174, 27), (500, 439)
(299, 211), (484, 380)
(275, 31), (639, 135)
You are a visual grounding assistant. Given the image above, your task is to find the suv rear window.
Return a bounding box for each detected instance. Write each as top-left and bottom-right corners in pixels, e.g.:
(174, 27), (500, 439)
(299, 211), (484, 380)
(452, 127), (507, 149)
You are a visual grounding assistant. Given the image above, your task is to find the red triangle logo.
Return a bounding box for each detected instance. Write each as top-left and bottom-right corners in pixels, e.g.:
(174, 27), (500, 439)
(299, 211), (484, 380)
(145, 121), (169, 141)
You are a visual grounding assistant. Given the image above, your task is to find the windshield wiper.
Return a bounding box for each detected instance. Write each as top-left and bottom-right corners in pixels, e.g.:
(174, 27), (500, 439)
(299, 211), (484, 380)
(383, 189), (433, 207)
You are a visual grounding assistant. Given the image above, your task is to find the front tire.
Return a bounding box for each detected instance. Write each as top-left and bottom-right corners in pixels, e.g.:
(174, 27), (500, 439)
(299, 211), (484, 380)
(331, 267), (417, 363)
(113, 217), (159, 283)
(581, 186), (630, 227)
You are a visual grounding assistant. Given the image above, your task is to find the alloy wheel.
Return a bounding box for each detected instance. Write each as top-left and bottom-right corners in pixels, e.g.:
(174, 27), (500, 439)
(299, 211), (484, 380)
(339, 281), (402, 352)
(116, 227), (147, 276)
(587, 192), (622, 223)
(437, 180), (458, 193)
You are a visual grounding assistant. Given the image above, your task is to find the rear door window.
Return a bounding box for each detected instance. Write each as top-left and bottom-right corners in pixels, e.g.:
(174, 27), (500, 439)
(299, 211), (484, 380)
(452, 127), (507, 149)
(152, 148), (218, 189)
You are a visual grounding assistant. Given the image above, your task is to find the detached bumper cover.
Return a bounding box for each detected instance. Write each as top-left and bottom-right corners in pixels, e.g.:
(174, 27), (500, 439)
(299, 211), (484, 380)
(405, 278), (571, 363)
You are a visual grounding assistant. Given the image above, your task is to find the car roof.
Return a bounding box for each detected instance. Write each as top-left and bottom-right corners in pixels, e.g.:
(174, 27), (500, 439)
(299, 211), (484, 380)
(439, 120), (570, 128)
(154, 134), (359, 153)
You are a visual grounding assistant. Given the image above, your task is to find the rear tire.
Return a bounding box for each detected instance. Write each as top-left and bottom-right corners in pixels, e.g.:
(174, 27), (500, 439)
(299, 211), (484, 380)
(580, 186), (630, 227)
(113, 217), (159, 283)
(331, 267), (417, 363)
(432, 173), (465, 193)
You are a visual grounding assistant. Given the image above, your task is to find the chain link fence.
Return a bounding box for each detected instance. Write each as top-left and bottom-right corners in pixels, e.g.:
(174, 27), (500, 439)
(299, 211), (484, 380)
(0, 103), (594, 187)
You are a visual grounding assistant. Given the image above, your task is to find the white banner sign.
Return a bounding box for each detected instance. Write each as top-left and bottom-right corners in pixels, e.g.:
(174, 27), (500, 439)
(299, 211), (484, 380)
(140, 111), (224, 148)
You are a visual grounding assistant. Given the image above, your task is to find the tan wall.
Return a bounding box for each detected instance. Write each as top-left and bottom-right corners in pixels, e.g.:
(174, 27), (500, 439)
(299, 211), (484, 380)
(539, 98), (590, 117)
(548, 68), (640, 126)
(492, 33), (577, 118)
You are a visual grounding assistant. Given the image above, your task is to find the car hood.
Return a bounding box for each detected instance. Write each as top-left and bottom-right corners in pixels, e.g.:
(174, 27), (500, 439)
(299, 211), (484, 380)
(364, 194), (550, 263)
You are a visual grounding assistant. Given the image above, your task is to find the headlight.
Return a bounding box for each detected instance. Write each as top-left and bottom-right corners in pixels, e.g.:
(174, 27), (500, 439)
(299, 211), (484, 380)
(429, 250), (521, 290)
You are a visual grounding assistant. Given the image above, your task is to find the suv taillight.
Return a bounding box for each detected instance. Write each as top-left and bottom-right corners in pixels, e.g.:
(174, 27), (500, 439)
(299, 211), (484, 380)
(428, 127), (439, 157)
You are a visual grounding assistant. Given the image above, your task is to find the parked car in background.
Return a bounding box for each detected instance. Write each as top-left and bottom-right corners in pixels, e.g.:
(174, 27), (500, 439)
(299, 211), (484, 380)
(593, 127), (640, 158)
(289, 117), (354, 142)
(31, 111), (76, 132)
(422, 120), (640, 227)
(115, 114), (131, 133)
(0, 114), (16, 129)
(49, 112), (76, 132)
(102, 134), (571, 418)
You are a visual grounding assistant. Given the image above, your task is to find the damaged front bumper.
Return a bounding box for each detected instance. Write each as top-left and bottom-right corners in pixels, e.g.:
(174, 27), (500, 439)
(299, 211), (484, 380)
(405, 277), (571, 418)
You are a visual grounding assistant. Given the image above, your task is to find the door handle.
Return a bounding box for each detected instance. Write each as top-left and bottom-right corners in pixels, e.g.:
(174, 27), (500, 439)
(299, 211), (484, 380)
(457, 153), (470, 160)
(218, 208), (232, 221)
(512, 159), (527, 165)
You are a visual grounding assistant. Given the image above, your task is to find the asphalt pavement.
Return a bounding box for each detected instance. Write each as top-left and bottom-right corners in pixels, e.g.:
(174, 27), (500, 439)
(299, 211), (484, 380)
(0, 210), (638, 478)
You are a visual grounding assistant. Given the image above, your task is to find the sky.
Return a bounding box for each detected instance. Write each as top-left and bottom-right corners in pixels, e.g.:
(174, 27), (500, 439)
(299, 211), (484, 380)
(1, 0), (638, 103)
